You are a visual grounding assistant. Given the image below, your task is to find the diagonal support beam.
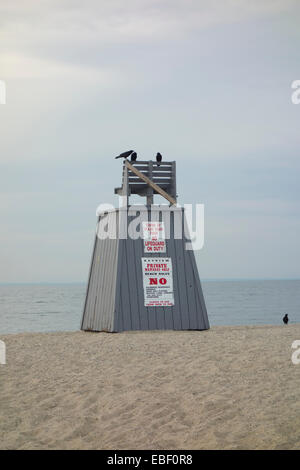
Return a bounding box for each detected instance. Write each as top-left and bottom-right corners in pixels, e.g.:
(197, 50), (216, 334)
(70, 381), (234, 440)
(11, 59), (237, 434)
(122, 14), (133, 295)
(125, 160), (176, 206)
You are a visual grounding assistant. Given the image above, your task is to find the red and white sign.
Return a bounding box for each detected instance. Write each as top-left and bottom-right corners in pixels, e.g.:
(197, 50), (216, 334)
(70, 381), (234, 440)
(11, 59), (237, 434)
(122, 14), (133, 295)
(141, 258), (174, 307)
(142, 221), (166, 253)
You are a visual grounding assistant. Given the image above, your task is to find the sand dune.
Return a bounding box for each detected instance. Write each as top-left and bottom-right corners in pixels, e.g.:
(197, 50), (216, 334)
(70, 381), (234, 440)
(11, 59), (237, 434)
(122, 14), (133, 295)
(1, 325), (300, 449)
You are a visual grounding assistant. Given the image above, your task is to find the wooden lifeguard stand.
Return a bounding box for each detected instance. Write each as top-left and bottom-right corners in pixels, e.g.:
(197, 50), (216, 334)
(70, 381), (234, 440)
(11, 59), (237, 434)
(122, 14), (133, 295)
(115, 160), (177, 206)
(81, 159), (209, 332)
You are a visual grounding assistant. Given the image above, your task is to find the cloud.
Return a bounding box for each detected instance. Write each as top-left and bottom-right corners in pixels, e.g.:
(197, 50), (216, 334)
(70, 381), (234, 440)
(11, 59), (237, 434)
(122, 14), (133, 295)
(1, 1), (298, 56)
(1, 1), (297, 32)
(0, 0), (300, 280)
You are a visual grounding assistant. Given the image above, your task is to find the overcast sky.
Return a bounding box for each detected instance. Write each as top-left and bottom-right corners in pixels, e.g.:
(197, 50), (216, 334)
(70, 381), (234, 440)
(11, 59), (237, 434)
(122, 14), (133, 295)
(0, 0), (300, 282)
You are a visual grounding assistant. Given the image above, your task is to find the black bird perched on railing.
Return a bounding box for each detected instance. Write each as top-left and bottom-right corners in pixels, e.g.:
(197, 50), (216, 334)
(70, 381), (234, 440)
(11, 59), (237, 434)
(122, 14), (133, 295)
(283, 314), (289, 325)
(130, 152), (137, 162)
(115, 150), (134, 159)
(156, 152), (162, 166)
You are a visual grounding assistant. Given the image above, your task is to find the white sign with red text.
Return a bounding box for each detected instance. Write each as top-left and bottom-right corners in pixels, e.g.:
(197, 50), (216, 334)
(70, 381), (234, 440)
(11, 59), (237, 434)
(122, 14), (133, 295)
(142, 221), (166, 253)
(141, 258), (174, 307)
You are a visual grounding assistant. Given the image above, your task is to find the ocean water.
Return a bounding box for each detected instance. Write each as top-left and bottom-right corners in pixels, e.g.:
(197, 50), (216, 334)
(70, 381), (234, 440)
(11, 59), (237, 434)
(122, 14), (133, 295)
(0, 280), (299, 334)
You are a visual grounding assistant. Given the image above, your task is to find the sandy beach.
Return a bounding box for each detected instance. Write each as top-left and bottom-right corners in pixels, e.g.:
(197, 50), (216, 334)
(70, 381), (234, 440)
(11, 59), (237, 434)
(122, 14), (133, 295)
(1, 325), (300, 450)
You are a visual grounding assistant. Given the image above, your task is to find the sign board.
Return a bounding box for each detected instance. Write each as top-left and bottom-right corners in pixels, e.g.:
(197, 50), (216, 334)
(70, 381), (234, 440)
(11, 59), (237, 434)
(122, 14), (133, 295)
(141, 258), (174, 307)
(142, 221), (166, 253)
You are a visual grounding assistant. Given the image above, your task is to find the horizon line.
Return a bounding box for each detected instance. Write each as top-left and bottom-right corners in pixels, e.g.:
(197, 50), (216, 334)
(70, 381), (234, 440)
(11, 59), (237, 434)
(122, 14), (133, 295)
(0, 278), (300, 285)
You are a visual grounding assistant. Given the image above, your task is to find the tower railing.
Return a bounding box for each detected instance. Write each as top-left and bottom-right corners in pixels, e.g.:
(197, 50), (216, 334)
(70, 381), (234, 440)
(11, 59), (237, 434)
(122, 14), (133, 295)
(114, 160), (177, 205)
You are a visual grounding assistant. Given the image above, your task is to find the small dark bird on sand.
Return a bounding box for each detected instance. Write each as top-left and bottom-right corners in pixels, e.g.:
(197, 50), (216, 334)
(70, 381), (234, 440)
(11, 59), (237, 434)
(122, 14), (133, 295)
(283, 314), (289, 325)
(130, 152), (137, 162)
(156, 152), (162, 166)
(115, 150), (134, 159)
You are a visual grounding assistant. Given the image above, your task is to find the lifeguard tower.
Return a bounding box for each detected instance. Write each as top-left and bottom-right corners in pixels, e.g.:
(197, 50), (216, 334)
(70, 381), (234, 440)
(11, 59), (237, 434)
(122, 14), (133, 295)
(81, 159), (209, 332)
